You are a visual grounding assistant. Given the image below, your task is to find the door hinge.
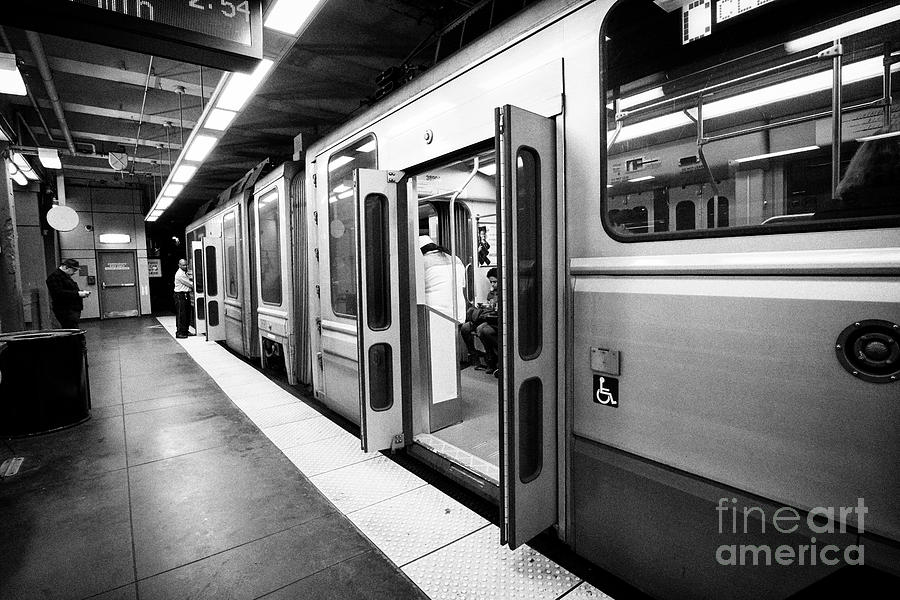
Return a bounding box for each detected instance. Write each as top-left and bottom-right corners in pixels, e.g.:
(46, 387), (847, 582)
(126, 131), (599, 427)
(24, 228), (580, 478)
(315, 284), (320, 297)
(316, 317), (322, 334)
(313, 210), (318, 225)
(314, 248), (319, 261)
(498, 112), (505, 134)
(386, 170), (404, 183)
(312, 173), (317, 187)
(390, 433), (404, 454)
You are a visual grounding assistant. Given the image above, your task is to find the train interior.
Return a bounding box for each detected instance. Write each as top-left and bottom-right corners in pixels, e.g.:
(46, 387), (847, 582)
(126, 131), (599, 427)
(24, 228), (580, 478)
(604, 0), (899, 236)
(411, 149), (501, 483)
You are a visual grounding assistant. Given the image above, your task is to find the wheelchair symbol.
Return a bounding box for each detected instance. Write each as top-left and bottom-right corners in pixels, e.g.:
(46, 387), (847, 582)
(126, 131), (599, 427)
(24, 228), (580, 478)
(595, 376), (617, 406)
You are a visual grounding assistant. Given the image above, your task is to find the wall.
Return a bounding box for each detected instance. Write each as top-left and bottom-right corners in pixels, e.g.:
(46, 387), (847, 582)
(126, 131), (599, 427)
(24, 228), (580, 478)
(59, 185), (151, 319)
(13, 187), (52, 329)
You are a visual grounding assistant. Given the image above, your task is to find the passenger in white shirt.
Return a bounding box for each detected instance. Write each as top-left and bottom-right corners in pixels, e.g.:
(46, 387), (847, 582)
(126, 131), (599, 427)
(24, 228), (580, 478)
(173, 259), (194, 338)
(419, 235), (466, 322)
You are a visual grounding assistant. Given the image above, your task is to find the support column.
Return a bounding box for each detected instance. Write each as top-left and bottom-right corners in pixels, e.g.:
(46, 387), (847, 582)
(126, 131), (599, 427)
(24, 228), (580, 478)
(0, 143), (25, 332)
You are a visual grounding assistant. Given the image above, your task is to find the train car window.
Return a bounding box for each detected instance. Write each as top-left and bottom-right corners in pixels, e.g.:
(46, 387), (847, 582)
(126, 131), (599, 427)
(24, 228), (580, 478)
(205, 246), (218, 297)
(258, 190), (283, 305)
(327, 135), (377, 318)
(193, 246), (204, 294)
(364, 193), (391, 330)
(516, 148), (542, 360)
(602, 0), (900, 240)
(224, 211), (238, 298)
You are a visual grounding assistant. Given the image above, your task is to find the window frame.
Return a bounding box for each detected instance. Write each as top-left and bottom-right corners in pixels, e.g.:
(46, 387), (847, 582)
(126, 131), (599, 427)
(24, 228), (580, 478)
(257, 188), (283, 307)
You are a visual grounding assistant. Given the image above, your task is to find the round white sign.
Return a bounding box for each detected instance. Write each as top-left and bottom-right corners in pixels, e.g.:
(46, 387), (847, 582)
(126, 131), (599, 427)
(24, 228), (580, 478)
(46, 205), (79, 232)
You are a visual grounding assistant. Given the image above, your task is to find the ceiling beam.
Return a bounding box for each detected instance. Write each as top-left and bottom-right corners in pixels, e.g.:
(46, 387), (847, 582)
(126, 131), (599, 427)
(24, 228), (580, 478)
(11, 97), (197, 128)
(17, 52), (215, 98)
(49, 128), (183, 151)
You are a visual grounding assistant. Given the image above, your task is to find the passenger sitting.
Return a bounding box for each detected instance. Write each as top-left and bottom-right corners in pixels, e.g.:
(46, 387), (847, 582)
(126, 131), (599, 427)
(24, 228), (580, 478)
(819, 129), (900, 219)
(460, 268), (499, 373)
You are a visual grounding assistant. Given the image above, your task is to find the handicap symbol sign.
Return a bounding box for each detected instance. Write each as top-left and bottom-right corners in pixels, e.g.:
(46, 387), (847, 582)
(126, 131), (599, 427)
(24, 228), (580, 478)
(593, 374), (618, 407)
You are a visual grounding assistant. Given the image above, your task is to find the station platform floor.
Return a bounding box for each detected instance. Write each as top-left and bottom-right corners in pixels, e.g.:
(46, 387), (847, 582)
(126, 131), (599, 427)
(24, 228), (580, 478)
(0, 316), (613, 600)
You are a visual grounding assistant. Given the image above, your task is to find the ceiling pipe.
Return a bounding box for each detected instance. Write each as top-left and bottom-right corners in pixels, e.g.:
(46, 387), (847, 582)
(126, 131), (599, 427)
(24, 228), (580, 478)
(25, 30), (76, 155)
(0, 26), (58, 145)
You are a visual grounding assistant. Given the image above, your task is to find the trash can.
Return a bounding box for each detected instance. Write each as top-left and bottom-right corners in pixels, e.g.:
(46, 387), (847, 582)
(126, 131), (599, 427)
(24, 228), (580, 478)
(0, 329), (91, 437)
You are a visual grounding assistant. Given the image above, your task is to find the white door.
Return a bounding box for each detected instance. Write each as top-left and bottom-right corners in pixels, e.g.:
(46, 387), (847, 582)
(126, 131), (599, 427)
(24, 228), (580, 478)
(202, 236), (226, 342)
(191, 240), (206, 335)
(496, 104), (559, 549)
(355, 168), (411, 452)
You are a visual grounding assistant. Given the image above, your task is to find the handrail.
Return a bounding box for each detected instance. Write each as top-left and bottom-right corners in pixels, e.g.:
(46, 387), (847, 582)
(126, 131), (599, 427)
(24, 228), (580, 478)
(448, 155), (480, 321)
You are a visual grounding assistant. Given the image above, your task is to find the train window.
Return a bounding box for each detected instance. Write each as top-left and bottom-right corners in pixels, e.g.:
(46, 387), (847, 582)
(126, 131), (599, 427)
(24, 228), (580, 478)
(193, 246), (204, 294)
(602, 0), (900, 240)
(224, 211), (238, 299)
(205, 245), (218, 297)
(258, 190), (282, 305)
(516, 148), (541, 360)
(328, 135), (377, 318)
(363, 193), (391, 330)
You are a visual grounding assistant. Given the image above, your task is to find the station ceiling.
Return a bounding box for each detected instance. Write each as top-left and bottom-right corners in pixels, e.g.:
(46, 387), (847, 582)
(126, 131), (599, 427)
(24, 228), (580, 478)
(0, 0), (512, 230)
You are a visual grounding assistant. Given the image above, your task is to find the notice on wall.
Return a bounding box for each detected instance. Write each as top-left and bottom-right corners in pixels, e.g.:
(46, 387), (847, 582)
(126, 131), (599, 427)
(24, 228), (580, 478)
(148, 259), (162, 278)
(105, 263), (130, 271)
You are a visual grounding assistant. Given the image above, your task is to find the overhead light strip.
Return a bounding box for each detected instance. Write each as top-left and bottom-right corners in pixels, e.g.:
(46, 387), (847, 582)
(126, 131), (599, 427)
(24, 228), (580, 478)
(785, 5), (900, 54)
(264, 0), (327, 35)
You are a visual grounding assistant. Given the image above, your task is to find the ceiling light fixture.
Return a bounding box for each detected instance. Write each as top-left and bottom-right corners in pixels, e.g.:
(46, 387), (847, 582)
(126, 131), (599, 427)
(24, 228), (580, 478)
(184, 134), (219, 162)
(785, 5), (900, 53)
(12, 153), (39, 180)
(216, 59), (274, 112)
(731, 145), (821, 164)
(0, 53), (26, 96)
(857, 130), (900, 142)
(204, 108), (238, 131)
(264, 0), (326, 35)
(171, 165), (197, 184)
(38, 148), (62, 169)
(98, 233), (131, 244)
(7, 161), (28, 185)
(157, 197), (175, 209)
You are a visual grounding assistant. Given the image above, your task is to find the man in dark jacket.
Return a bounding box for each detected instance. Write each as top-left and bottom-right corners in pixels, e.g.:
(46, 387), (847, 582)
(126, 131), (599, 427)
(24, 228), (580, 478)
(46, 258), (90, 329)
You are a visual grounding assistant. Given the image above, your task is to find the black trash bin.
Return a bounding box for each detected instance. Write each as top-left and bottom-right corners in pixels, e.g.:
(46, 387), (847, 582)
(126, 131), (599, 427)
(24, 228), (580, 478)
(0, 329), (91, 437)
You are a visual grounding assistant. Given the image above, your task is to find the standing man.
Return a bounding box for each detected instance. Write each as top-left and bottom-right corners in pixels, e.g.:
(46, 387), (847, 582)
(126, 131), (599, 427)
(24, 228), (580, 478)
(46, 258), (90, 329)
(173, 259), (194, 338)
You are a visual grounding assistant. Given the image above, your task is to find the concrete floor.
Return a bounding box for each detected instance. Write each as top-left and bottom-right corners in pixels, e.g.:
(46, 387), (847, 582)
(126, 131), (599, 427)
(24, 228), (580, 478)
(0, 317), (426, 600)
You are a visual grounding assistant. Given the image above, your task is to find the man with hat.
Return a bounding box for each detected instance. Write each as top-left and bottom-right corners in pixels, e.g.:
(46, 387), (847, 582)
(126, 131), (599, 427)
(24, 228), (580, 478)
(46, 258), (90, 329)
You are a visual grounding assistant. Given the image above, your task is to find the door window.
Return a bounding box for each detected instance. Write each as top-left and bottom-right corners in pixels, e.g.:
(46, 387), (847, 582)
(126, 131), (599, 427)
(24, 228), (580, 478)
(258, 190), (282, 305)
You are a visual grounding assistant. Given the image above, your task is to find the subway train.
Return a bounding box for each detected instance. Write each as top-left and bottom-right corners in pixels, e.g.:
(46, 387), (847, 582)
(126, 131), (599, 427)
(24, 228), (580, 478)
(185, 0), (900, 597)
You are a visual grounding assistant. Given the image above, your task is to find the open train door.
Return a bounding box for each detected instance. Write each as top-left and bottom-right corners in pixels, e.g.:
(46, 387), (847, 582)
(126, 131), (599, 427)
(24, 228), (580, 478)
(191, 240), (206, 336)
(355, 168), (411, 452)
(202, 236), (226, 342)
(496, 105), (558, 549)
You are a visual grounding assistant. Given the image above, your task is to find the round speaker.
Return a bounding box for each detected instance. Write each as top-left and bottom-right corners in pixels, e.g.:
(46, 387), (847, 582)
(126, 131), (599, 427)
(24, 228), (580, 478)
(835, 320), (900, 384)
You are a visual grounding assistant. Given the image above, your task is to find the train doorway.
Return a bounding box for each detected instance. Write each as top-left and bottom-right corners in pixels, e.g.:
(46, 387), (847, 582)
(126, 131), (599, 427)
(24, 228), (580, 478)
(353, 105), (559, 550)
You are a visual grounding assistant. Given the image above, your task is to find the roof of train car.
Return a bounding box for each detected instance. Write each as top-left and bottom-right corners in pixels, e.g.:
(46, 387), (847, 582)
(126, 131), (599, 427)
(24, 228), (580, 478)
(0, 0), (543, 232)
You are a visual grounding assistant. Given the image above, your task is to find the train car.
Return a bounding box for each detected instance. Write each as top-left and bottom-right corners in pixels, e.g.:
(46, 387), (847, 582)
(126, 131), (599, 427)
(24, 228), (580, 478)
(300, 0), (898, 597)
(185, 163), (269, 358)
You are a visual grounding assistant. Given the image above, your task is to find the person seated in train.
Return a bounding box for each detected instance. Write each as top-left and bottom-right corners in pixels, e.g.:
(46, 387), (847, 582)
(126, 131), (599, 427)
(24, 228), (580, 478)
(819, 128), (900, 219)
(419, 235), (467, 322)
(460, 267), (498, 370)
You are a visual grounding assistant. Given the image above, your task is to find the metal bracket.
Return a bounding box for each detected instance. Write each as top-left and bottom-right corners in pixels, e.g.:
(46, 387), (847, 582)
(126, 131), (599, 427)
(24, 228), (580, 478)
(386, 170), (405, 183)
(390, 433), (404, 453)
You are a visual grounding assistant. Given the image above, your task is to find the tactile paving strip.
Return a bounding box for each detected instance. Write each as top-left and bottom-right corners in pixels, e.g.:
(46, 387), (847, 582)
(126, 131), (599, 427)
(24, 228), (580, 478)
(403, 526), (581, 600)
(282, 433), (375, 477)
(415, 433), (500, 485)
(263, 416), (350, 450)
(244, 401), (320, 429)
(562, 582), (615, 600)
(311, 455), (427, 513)
(348, 485), (490, 567)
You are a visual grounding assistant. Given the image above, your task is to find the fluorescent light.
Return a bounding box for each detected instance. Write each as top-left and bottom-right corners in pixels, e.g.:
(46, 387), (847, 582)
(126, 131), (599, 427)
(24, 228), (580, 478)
(38, 148), (61, 169)
(731, 145), (820, 164)
(8, 162), (28, 185)
(12, 153), (39, 180)
(264, 0), (325, 35)
(607, 86), (665, 111)
(204, 108), (238, 131)
(156, 197), (174, 209)
(0, 53), (26, 96)
(328, 155), (353, 172)
(146, 215), (159, 222)
(629, 175), (655, 182)
(98, 233), (131, 244)
(357, 140), (377, 153)
(150, 209), (164, 218)
(615, 57), (900, 143)
(216, 59), (274, 112)
(785, 6), (900, 53)
(163, 183), (184, 197)
(332, 183), (350, 193)
(185, 134), (218, 162)
(171, 165), (197, 183)
(337, 189), (353, 200)
(857, 130), (900, 142)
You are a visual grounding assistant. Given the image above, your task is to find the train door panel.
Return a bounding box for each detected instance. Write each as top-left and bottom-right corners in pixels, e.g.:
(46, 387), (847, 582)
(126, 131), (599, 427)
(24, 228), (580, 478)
(203, 236), (226, 341)
(496, 104), (558, 549)
(355, 168), (410, 452)
(191, 240), (206, 335)
(222, 208), (245, 352)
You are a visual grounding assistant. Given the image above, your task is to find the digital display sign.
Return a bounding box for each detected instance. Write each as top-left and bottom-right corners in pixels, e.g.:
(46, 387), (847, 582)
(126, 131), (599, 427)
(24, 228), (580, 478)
(2, 0), (263, 72)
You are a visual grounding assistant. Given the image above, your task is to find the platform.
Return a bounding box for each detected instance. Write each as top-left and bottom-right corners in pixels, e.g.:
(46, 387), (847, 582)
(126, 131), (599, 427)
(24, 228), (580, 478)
(0, 316), (611, 600)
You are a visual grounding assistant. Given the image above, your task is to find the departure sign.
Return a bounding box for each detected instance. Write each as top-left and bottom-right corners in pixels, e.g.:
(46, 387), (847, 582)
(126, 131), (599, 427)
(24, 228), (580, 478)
(69, 0), (253, 47)
(2, 0), (263, 72)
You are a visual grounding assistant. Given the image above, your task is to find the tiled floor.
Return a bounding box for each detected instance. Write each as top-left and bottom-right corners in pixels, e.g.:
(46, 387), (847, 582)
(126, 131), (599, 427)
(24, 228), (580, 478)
(1, 316), (614, 600)
(0, 317), (425, 600)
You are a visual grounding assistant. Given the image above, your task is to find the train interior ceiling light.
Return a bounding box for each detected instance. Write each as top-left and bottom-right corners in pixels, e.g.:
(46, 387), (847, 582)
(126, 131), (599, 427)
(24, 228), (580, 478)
(0, 53), (26, 96)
